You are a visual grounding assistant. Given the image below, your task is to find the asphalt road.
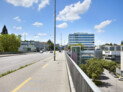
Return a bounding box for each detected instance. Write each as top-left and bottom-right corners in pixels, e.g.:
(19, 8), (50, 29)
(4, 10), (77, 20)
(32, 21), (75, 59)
(0, 52), (53, 74)
(0, 51), (70, 92)
(99, 69), (123, 92)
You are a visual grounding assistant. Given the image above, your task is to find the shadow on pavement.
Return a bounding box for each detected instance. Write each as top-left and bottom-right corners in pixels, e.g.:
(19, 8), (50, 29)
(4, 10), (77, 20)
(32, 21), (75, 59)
(99, 82), (112, 88)
(100, 75), (109, 80)
(99, 73), (112, 88)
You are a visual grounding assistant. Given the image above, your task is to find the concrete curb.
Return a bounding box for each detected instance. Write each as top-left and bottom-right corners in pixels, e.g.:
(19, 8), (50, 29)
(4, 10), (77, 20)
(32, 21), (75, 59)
(64, 52), (76, 92)
(0, 54), (19, 57)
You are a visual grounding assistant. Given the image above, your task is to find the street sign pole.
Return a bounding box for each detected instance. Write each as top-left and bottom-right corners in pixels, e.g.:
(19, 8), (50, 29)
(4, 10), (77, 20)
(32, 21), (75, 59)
(54, 0), (56, 61)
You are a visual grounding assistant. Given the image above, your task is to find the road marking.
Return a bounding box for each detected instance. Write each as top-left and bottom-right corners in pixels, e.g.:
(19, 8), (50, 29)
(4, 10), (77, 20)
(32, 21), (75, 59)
(12, 57), (53, 92)
(42, 59), (53, 69)
(12, 77), (31, 92)
(42, 63), (49, 69)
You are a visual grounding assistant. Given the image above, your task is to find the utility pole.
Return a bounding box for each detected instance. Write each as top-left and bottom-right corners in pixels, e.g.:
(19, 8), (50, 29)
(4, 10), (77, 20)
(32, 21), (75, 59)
(54, 0), (56, 61)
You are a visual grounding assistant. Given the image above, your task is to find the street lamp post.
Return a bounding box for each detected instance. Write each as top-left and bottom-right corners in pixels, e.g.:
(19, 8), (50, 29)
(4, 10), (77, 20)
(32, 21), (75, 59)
(54, 0), (56, 61)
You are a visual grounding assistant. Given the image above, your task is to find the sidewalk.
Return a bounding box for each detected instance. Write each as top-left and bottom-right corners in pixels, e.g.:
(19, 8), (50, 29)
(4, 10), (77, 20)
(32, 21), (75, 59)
(15, 51), (70, 92)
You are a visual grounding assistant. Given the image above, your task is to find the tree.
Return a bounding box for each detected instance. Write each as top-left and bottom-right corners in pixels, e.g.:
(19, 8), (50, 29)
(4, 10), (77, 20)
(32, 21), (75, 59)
(79, 64), (87, 74)
(100, 59), (116, 72)
(92, 73), (98, 81)
(0, 39), (4, 52)
(86, 59), (103, 78)
(108, 62), (116, 72)
(121, 41), (123, 45)
(1, 25), (8, 34)
(0, 34), (21, 52)
(79, 58), (103, 81)
(55, 46), (58, 50)
(47, 40), (54, 50)
(68, 43), (84, 50)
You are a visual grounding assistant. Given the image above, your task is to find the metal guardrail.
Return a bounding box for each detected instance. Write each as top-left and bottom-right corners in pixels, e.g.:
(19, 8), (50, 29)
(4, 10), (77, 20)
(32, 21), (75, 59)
(65, 52), (101, 92)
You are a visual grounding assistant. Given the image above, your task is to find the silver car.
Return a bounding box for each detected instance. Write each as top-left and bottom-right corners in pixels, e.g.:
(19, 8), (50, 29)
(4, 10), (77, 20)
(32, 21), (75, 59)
(118, 77), (123, 81)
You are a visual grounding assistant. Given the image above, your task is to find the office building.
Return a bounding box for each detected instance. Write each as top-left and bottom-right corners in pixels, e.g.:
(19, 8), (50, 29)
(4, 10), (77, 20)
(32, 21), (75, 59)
(68, 33), (94, 50)
(68, 33), (95, 63)
(95, 46), (102, 60)
(101, 45), (123, 62)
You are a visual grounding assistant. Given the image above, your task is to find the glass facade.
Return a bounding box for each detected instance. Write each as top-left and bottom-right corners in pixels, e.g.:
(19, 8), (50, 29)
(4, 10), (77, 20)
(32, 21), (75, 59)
(68, 33), (95, 63)
(69, 33), (94, 47)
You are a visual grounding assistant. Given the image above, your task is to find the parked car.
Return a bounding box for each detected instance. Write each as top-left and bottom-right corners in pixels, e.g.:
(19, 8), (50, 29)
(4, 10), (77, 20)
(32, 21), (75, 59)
(40, 50), (43, 53)
(50, 50), (53, 53)
(118, 77), (123, 81)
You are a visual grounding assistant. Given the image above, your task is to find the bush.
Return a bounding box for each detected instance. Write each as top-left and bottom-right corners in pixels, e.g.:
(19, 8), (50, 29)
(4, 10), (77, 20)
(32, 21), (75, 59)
(93, 80), (102, 86)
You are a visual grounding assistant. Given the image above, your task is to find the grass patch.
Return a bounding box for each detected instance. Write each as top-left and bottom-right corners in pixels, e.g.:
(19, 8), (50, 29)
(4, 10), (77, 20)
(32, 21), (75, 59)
(0, 63), (34, 78)
(93, 80), (102, 86)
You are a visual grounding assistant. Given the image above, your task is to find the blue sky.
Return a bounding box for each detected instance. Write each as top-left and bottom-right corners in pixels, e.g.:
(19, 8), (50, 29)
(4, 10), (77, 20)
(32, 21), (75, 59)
(0, 0), (123, 45)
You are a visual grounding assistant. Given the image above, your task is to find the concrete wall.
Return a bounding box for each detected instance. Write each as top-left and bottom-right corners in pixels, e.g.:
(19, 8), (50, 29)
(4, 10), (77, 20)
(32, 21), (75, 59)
(65, 52), (101, 92)
(121, 52), (123, 76)
(121, 52), (123, 71)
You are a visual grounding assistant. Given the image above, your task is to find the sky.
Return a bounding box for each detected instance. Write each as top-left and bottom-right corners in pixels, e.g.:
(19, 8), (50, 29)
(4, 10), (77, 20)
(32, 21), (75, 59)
(0, 0), (123, 45)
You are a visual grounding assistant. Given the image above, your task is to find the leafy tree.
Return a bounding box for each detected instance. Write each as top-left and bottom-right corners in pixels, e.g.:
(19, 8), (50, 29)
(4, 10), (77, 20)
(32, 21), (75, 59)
(0, 34), (21, 52)
(55, 46), (58, 50)
(109, 62), (116, 72)
(0, 41), (4, 52)
(1, 25), (8, 34)
(121, 41), (123, 45)
(79, 58), (103, 81)
(79, 64), (87, 74)
(68, 43), (84, 50)
(47, 40), (54, 50)
(100, 59), (116, 72)
(79, 57), (117, 81)
(92, 73), (98, 81)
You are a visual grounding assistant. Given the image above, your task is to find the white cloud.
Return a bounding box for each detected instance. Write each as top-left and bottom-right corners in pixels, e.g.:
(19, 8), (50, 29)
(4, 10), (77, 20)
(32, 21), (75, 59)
(38, 33), (47, 36)
(96, 40), (105, 45)
(13, 26), (22, 30)
(6, 0), (38, 7)
(32, 22), (43, 27)
(56, 22), (68, 28)
(22, 32), (28, 36)
(94, 20), (112, 32)
(34, 35), (39, 39)
(38, 0), (49, 11)
(56, 0), (91, 22)
(34, 33), (47, 39)
(13, 16), (21, 22)
(6, 0), (49, 10)
(97, 30), (104, 33)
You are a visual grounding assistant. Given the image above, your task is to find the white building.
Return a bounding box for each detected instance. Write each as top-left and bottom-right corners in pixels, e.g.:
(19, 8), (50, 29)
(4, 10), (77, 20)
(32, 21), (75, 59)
(19, 41), (48, 52)
(101, 45), (123, 62)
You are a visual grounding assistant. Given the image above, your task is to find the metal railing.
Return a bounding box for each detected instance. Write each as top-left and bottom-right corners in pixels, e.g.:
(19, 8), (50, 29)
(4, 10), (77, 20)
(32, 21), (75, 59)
(65, 52), (101, 92)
